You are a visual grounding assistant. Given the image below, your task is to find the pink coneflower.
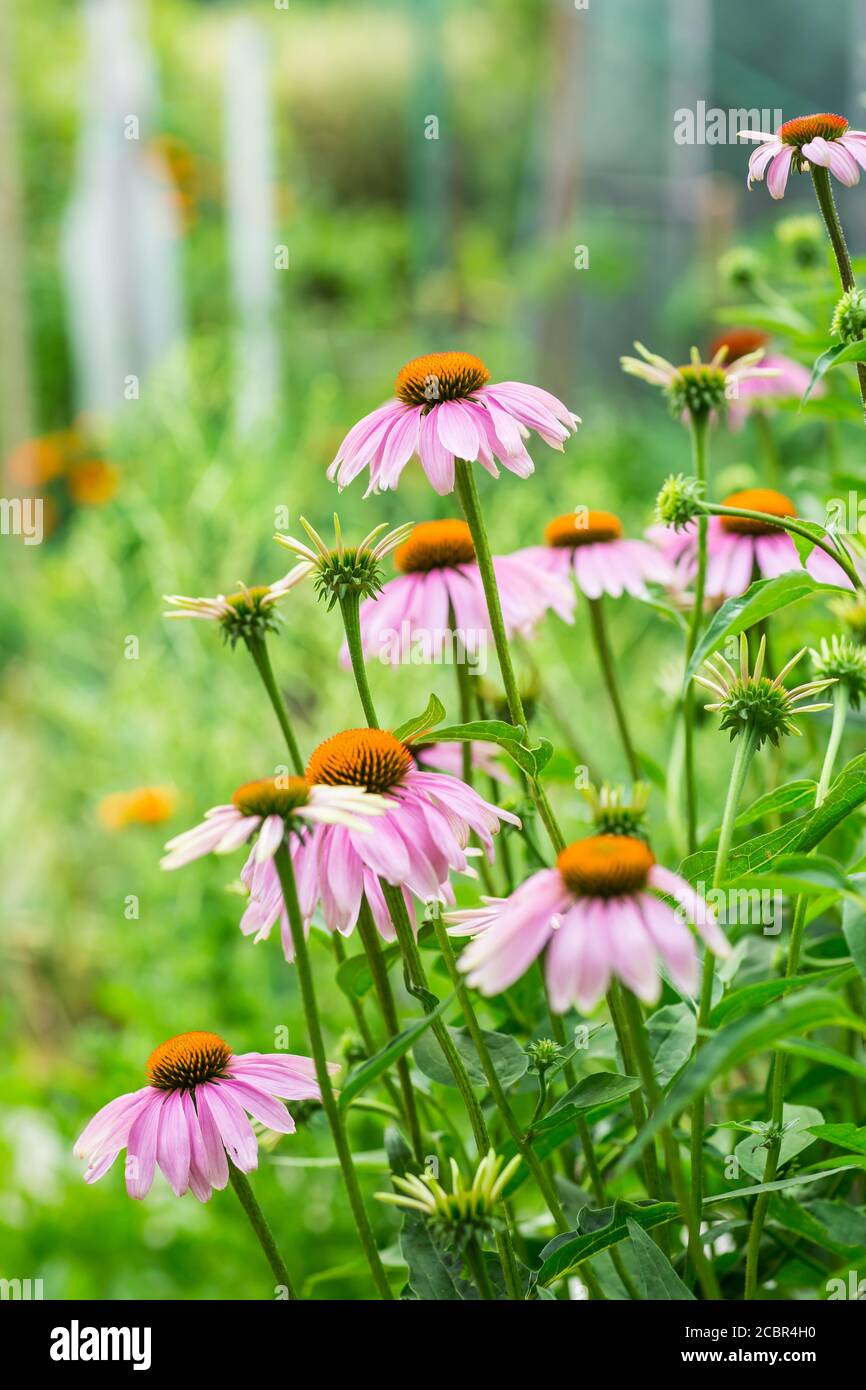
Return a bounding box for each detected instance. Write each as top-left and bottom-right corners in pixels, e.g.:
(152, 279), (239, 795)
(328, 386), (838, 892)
(447, 834), (728, 1012)
(160, 777), (387, 871)
(652, 488), (853, 600)
(708, 330), (814, 429)
(343, 519), (574, 667)
(740, 113), (866, 199)
(327, 351), (580, 496)
(75, 1031), (329, 1200)
(517, 510), (671, 600)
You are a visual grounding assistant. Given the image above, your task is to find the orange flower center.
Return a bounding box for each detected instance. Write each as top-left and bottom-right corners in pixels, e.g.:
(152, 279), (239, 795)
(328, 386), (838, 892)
(720, 488), (796, 536)
(394, 519), (476, 572)
(709, 328), (769, 363)
(545, 510), (623, 549)
(557, 834), (655, 898)
(231, 775), (310, 818)
(779, 113), (848, 148)
(306, 728), (413, 794)
(146, 1031), (232, 1091)
(394, 351), (489, 407)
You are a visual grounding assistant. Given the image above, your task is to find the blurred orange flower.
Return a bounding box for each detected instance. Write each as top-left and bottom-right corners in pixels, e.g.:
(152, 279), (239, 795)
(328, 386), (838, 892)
(68, 459), (120, 507)
(98, 787), (178, 830)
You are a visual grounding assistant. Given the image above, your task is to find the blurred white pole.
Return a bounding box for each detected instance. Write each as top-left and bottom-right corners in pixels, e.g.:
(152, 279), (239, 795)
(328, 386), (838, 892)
(223, 20), (279, 438)
(0, 0), (34, 463)
(61, 0), (185, 418)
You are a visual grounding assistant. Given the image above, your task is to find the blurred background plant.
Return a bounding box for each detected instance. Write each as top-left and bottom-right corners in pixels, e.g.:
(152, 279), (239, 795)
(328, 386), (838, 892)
(2, 0), (866, 1299)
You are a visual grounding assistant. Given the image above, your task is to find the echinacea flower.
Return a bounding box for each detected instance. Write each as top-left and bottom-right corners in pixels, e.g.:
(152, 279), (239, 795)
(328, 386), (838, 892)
(740, 113), (866, 199)
(344, 519), (574, 667)
(75, 1030), (330, 1201)
(164, 569), (312, 648)
(242, 728), (521, 950)
(376, 1148), (520, 1243)
(708, 330), (814, 429)
(274, 515), (414, 610)
(447, 833), (727, 1011)
(620, 343), (779, 419)
(653, 487), (854, 599)
(810, 634), (866, 708)
(695, 633), (835, 748)
(327, 351), (580, 496)
(517, 510), (671, 600)
(160, 776), (386, 871)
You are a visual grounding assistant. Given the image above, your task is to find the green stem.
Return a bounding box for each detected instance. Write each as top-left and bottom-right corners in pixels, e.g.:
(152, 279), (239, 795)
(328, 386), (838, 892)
(464, 1235), (497, 1300)
(606, 985), (669, 1234)
(810, 164), (866, 418)
(228, 1164), (297, 1298)
(752, 412), (780, 489)
(339, 590), (380, 727)
(744, 691), (848, 1298)
(380, 885), (523, 1299)
(356, 897), (425, 1163)
(684, 410), (710, 852)
(587, 596), (640, 780)
(689, 724), (759, 1260)
(704, 504), (862, 591)
(454, 456), (564, 853)
(246, 633), (304, 774)
(431, 910), (568, 1234)
(619, 988), (720, 1300)
(273, 846), (393, 1299)
(452, 605), (475, 787)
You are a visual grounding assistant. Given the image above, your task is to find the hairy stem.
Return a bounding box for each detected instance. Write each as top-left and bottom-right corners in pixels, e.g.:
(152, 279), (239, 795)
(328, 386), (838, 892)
(229, 1164), (297, 1298)
(810, 164), (866, 419)
(683, 410), (710, 851)
(246, 633), (304, 774)
(339, 590), (380, 727)
(273, 846), (393, 1299)
(587, 595), (640, 780)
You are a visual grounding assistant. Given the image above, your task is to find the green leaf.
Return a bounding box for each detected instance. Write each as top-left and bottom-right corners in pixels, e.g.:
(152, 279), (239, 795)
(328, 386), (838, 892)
(413, 1025), (529, 1090)
(391, 693), (446, 744)
(842, 874), (866, 984)
(728, 852), (850, 897)
(804, 338), (866, 405)
(336, 945), (400, 1000)
(399, 1219), (468, 1301)
(710, 965), (856, 1028)
(647, 1004), (697, 1087)
(729, 780), (817, 833)
(777, 1035), (866, 1084)
(534, 1071), (642, 1134)
(769, 1195), (866, 1257)
(734, 1104), (823, 1181)
(685, 572), (847, 685)
(703, 1163), (860, 1203)
(338, 993), (456, 1111)
(807, 1123), (866, 1156)
(616, 992), (866, 1175)
(627, 1217), (696, 1300)
(796, 754), (866, 853)
(410, 719), (541, 775)
(537, 1201), (679, 1286)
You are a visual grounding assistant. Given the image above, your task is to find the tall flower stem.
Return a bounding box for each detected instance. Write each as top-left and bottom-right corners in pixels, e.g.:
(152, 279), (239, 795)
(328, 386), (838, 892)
(619, 988), (720, 1301)
(605, 986), (668, 1231)
(379, 883), (522, 1299)
(246, 633), (304, 774)
(273, 845), (393, 1300)
(454, 457), (564, 854)
(464, 1235), (497, 1300)
(689, 724), (759, 1260)
(586, 596), (640, 780)
(228, 1164), (297, 1298)
(339, 591), (380, 727)
(703, 503), (863, 591)
(810, 165), (866, 418)
(431, 911), (569, 1233)
(683, 410), (710, 852)
(356, 897), (425, 1164)
(744, 688), (848, 1298)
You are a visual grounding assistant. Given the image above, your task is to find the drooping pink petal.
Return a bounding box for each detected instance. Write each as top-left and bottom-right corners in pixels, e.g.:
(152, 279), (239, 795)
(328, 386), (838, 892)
(766, 145), (794, 199)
